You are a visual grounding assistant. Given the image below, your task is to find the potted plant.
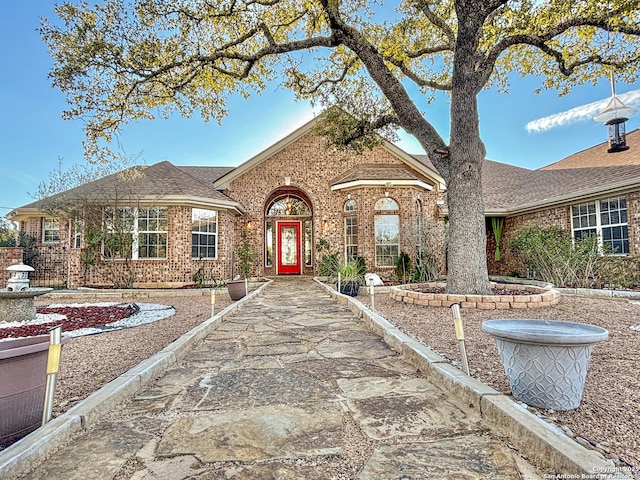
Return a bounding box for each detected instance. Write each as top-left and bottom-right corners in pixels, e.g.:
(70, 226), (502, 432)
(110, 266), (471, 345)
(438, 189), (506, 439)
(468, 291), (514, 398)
(227, 226), (257, 301)
(337, 257), (365, 296)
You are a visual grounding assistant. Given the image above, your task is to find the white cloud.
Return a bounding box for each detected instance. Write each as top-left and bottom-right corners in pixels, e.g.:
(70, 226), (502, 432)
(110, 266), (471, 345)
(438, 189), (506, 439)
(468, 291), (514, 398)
(525, 89), (640, 133)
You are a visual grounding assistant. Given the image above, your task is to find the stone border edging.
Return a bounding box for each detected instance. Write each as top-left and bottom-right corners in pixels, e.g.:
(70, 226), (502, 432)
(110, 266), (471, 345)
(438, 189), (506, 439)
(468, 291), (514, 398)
(315, 278), (623, 478)
(0, 280), (273, 480)
(390, 281), (560, 309)
(490, 276), (640, 301)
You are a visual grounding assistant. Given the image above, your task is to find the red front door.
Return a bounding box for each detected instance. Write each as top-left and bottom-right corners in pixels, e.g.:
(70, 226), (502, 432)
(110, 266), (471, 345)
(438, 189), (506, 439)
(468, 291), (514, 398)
(277, 221), (301, 275)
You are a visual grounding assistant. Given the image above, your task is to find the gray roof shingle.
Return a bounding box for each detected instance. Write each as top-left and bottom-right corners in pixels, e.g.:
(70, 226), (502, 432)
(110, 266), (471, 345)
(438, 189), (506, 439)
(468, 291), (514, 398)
(20, 161), (234, 210)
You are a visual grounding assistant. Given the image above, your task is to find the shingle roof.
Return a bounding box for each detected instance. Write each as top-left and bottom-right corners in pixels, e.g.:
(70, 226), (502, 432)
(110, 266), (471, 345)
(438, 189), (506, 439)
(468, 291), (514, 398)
(484, 162), (640, 212)
(541, 129), (640, 170)
(416, 150), (640, 214)
(177, 166), (235, 186)
(18, 161), (235, 211)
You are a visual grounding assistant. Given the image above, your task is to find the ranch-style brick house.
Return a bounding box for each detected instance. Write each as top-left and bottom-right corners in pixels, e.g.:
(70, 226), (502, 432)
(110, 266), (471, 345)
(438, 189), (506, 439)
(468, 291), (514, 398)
(4, 114), (640, 289)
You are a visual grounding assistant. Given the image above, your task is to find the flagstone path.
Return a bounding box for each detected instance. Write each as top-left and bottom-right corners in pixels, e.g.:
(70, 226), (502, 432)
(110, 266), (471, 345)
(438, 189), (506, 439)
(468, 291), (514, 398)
(22, 279), (541, 479)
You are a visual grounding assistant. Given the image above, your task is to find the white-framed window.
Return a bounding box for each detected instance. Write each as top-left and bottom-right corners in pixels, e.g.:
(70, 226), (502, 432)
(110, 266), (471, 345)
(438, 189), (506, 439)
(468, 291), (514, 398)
(265, 220), (273, 267)
(103, 207), (134, 259)
(344, 199), (358, 260)
(192, 208), (218, 259)
(571, 195), (629, 255)
(103, 206), (168, 259)
(374, 197), (400, 267)
(42, 218), (60, 243)
(138, 207), (168, 258)
(304, 220), (313, 266)
(73, 219), (82, 248)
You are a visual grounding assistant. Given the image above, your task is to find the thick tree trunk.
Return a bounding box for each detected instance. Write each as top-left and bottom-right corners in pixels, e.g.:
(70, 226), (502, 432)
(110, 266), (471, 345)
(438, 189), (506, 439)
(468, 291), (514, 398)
(444, 146), (490, 295)
(441, 5), (491, 295)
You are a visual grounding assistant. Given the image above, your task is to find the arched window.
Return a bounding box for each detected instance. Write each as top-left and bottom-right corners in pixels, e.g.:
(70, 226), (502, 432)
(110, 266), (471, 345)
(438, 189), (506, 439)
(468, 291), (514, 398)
(374, 198), (399, 210)
(344, 199), (357, 212)
(344, 199), (357, 259)
(266, 196), (311, 216)
(374, 197), (399, 266)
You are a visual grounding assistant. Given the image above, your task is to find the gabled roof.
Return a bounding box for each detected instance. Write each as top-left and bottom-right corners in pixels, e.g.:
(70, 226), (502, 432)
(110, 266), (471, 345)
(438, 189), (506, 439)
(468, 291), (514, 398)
(8, 161), (244, 221)
(541, 129), (640, 170)
(213, 114), (446, 191)
(330, 164), (434, 191)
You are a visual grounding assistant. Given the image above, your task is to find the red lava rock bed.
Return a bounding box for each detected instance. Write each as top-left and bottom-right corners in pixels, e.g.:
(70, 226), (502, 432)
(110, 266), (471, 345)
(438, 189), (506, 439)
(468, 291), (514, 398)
(0, 305), (138, 340)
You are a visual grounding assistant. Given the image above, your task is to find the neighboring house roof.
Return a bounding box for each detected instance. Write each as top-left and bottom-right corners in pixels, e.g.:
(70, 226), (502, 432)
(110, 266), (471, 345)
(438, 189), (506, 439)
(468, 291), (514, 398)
(330, 164), (434, 191)
(8, 161), (244, 221)
(212, 114), (446, 192)
(540, 129), (640, 170)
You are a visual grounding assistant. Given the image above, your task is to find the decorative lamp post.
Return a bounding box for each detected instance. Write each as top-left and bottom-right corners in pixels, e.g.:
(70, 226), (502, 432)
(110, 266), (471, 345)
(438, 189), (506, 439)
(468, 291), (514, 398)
(593, 72), (638, 153)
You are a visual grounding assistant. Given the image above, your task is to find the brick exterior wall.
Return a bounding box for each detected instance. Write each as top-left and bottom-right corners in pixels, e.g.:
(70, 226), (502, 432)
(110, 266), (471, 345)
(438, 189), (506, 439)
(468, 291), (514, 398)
(627, 191), (640, 255)
(17, 207), (239, 288)
(15, 127), (640, 288)
(226, 131), (445, 278)
(487, 193), (640, 277)
(487, 206), (570, 277)
(0, 247), (24, 285)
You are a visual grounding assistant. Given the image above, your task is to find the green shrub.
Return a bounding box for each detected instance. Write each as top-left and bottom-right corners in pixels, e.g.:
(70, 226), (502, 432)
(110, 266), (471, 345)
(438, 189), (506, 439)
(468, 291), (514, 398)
(413, 251), (440, 282)
(510, 224), (619, 288)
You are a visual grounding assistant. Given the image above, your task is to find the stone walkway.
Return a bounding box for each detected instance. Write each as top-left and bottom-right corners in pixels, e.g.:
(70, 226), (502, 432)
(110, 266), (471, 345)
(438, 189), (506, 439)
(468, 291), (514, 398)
(23, 279), (541, 479)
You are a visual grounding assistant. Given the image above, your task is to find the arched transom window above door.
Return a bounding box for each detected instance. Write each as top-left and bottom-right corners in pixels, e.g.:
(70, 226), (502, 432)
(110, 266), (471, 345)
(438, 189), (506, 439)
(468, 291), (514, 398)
(267, 195), (311, 216)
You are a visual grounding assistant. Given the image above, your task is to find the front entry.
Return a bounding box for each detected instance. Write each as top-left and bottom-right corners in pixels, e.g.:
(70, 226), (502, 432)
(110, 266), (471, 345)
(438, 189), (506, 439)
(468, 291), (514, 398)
(277, 221), (301, 275)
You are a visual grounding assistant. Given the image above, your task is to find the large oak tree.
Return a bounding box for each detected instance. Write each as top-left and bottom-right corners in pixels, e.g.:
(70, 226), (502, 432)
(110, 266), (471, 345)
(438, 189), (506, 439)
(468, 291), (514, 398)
(41, 0), (640, 294)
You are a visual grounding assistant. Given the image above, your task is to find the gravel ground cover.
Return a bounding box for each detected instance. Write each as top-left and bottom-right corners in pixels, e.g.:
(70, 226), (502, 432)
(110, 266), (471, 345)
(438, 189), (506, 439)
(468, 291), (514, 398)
(33, 293), (230, 417)
(369, 291), (640, 468)
(20, 287), (640, 470)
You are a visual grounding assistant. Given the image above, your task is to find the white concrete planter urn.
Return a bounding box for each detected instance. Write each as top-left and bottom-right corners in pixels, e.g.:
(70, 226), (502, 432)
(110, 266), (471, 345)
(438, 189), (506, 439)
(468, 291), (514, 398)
(482, 319), (608, 411)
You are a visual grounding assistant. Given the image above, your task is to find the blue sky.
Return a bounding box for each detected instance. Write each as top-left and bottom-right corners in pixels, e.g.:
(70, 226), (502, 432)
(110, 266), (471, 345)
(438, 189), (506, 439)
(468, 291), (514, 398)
(1, 3), (639, 218)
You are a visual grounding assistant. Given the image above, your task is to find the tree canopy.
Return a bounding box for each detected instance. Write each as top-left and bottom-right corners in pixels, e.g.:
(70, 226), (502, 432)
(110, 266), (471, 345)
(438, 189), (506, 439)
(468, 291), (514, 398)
(41, 0), (640, 293)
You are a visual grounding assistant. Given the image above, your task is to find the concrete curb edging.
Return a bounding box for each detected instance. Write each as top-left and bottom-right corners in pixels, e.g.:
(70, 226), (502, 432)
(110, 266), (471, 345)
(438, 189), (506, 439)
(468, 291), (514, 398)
(0, 280), (273, 479)
(315, 278), (621, 477)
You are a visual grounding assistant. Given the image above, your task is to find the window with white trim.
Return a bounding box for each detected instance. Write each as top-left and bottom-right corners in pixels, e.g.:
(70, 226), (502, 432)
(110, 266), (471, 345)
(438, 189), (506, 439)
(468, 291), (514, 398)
(374, 197), (400, 267)
(138, 207), (168, 258)
(42, 218), (60, 243)
(73, 219), (82, 248)
(571, 195), (628, 255)
(103, 206), (168, 259)
(103, 207), (134, 259)
(344, 199), (358, 259)
(192, 208), (218, 259)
